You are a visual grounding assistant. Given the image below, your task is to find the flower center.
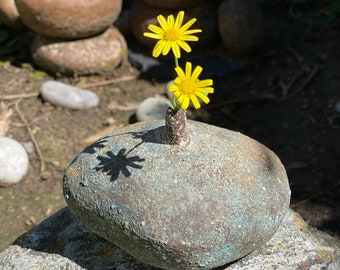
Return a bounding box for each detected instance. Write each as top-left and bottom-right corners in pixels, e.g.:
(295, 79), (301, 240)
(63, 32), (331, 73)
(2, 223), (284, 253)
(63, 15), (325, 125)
(181, 79), (196, 95)
(164, 29), (179, 41)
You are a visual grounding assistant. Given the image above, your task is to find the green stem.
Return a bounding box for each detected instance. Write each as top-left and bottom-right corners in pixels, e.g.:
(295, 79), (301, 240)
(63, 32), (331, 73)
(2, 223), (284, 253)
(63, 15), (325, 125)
(171, 57), (180, 110)
(174, 57), (179, 68)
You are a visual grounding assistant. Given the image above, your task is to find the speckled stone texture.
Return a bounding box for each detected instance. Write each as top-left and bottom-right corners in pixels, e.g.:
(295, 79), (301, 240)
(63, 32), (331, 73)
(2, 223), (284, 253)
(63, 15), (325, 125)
(63, 120), (291, 269)
(0, 208), (339, 269)
(15, 0), (122, 39)
(31, 26), (126, 75)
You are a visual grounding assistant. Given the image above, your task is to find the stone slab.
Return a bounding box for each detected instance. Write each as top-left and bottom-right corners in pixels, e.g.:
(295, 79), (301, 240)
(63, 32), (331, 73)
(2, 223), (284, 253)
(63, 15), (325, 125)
(0, 208), (339, 269)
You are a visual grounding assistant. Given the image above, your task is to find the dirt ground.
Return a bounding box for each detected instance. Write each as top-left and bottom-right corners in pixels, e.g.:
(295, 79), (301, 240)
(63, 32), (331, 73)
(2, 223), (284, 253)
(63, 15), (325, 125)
(0, 1), (339, 252)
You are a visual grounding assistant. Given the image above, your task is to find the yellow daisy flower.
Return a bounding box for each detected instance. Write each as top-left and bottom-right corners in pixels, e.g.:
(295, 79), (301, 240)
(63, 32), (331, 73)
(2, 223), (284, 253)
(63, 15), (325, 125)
(143, 11), (202, 59)
(168, 62), (214, 110)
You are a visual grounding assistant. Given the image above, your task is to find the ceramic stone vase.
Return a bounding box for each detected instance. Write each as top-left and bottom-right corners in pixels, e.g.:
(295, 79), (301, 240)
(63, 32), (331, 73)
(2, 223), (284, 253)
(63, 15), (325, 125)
(63, 109), (291, 269)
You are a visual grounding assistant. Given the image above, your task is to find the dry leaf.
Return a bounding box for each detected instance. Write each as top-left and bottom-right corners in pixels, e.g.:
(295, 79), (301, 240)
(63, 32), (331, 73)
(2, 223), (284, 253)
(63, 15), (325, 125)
(0, 102), (13, 136)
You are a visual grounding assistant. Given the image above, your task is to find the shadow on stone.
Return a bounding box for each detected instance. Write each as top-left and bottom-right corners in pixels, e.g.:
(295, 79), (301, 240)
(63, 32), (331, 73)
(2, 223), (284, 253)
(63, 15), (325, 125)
(83, 135), (110, 154)
(4, 207), (339, 269)
(9, 207), (156, 269)
(90, 127), (165, 182)
(95, 149), (145, 182)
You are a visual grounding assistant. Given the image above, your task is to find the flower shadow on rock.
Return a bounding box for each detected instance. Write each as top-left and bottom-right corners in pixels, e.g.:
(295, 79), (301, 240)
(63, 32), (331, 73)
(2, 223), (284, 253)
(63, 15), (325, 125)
(80, 127), (163, 182)
(83, 136), (110, 154)
(95, 149), (145, 182)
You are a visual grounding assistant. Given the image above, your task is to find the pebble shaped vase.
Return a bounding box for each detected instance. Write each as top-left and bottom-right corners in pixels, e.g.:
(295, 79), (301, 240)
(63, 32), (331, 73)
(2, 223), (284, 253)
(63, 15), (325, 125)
(63, 109), (291, 269)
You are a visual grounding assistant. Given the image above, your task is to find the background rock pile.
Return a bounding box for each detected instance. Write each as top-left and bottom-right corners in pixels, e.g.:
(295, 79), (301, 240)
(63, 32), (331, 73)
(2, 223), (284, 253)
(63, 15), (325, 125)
(128, 0), (263, 56)
(0, 0), (264, 76)
(7, 0), (126, 75)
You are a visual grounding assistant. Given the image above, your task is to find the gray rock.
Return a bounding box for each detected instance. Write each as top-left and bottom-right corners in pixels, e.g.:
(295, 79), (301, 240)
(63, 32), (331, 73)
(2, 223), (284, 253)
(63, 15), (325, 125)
(0, 208), (339, 269)
(32, 27), (126, 75)
(63, 119), (291, 269)
(41, 81), (100, 110)
(136, 97), (170, 121)
(0, 137), (29, 184)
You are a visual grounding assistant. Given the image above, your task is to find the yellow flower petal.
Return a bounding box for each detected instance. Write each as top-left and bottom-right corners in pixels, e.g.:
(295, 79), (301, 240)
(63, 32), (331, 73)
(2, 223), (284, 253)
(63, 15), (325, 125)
(197, 79), (213, 88)
(171, 42), (181, 58)
(174, 11), (184, 29)
(179, 35), (199, 42)
(173, 91), (181, 98)
(173, 78), (182, 86)
(180, 95), (190, 110)
(144, 32), (162, 39)
(199, 86), (214, 93)
(179, 18), (197, 33)
(157, 15), (169, 31)
(171, 61), (214, 110)
(153, 40), (165, 57)
(191, 95), (201, 109)
(185, 62), (192, 79)
(167, 14), (175, 28)
(177, 40), (192, 53)
(192, 66), (203, 80)
(175, 66), (186, 80)
(162, 41), (172, 56)
(195, 92), (210, 104)
(168, 85), (178, 92)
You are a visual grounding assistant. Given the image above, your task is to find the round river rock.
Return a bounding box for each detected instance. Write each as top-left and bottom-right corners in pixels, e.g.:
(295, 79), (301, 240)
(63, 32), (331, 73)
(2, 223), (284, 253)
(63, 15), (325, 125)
(15, 0), (122, 39)
(63, 120), (291, 269)
(32, 26), (126, 75)
(0, 137), (29, 184)
(218, 0), (263, 55)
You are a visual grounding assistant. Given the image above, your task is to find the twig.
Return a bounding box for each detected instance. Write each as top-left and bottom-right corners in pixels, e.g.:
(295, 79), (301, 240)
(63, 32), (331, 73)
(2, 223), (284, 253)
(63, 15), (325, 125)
(14, 100), (45, 178)
(280, 65), (318, 101)
(0, 92), (39, 100)
(77, 75), (138, 88)
(279, 69), (304, 97)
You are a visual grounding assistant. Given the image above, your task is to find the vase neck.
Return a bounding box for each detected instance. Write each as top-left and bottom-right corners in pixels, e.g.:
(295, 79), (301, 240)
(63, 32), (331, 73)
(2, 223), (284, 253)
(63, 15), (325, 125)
(162, 108), (190, 146)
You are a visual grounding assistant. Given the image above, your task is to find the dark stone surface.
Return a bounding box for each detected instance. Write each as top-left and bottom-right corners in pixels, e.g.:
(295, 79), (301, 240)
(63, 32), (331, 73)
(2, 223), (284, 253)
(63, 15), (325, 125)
(218, 0), (263, 55)
(63, 119), (291, 269)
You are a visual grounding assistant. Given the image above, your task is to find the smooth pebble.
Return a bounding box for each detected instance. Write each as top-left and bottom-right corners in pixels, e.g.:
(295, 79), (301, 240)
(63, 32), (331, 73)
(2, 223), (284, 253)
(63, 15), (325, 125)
(0, 137), (29, 184)
(41, 81), (100, 110)
(136, 97), (169, 122)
